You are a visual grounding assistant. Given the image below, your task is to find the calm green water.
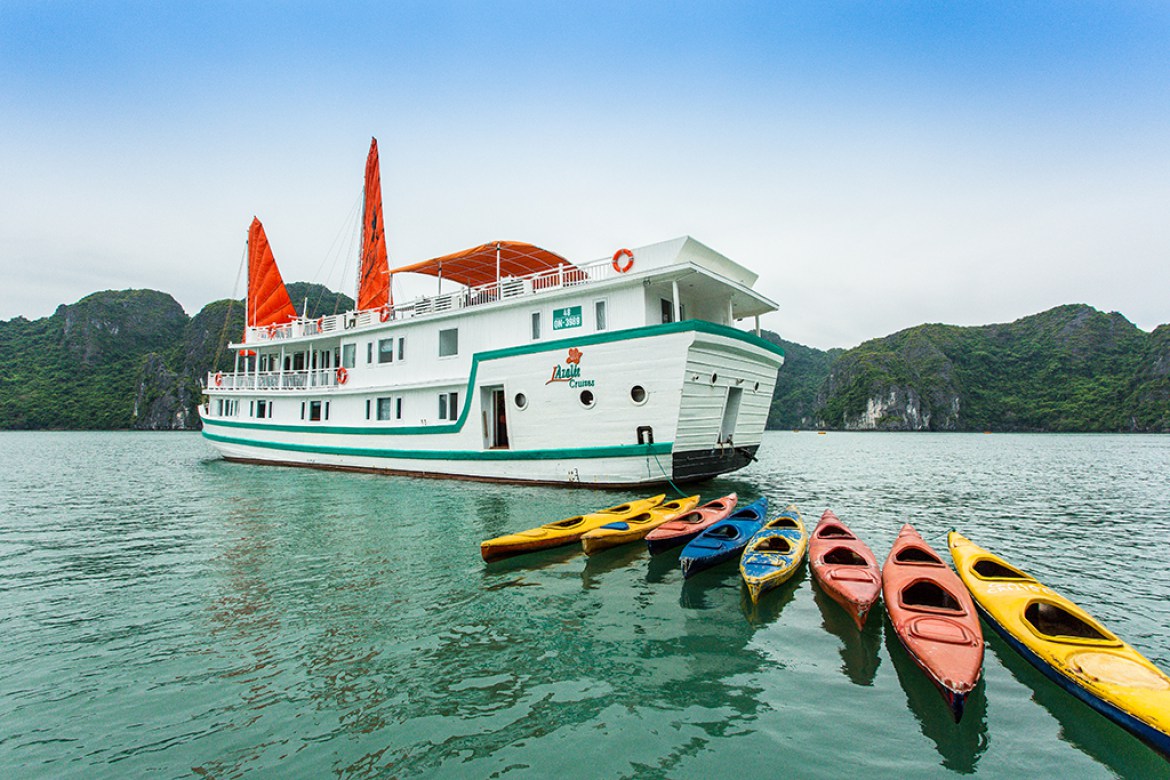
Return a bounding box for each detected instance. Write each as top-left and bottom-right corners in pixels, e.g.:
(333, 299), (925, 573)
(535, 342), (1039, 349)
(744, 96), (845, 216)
(1, 431), (1168, 779)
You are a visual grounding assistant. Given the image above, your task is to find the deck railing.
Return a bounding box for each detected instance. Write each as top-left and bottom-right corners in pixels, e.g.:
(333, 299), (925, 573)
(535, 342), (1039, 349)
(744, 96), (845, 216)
(241, 254), (626, 344)
(208, 368), (343, 392)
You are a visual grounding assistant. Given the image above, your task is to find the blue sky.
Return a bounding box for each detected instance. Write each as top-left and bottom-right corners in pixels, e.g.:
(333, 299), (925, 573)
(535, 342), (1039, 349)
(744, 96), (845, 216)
(2, 1), (1168, 348)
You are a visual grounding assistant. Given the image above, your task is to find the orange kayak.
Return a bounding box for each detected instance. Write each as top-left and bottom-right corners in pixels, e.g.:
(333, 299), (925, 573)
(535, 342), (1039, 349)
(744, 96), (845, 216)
(644, 493), (737, 555)
(809, 510), (881, 629)
(883, 524), (984, 722)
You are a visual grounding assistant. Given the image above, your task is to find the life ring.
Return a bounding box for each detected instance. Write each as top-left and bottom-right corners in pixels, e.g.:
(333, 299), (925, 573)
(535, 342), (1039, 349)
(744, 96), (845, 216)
(336, 366), (348, 384)
(266, 324), (276, 337)
(612, 248), (634, 273)
(317, 316), (324, 331)
(214, 371), (223, 387)
(379, 305), (393, 323)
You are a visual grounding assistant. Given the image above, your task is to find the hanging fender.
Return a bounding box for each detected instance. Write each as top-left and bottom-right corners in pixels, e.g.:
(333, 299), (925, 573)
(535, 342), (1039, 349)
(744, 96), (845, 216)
(612, 248), (634, 273)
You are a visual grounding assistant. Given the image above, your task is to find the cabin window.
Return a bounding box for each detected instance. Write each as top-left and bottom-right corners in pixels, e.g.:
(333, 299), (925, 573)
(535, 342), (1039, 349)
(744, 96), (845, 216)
(342, 343), (356, 368)
(216, 399), (223, 416)
(378, 338), (396, 364)
(366, 399), (371, 420)
(595, 300), (608, 331)
(309, 401), (322, 421)
(438, 391), (459, 421)
(661, 298), (674, 324)
(515, 393), (528, 410)
(396, 397), (403, 420)
(301, 402), (306, 420)
(377, 397), (394, 421)
(324, 401), (330, 420)
(367, 343), (373, 364)
(531, 312), (541, 340)
(256, 399), (269, 419)
(293, 352), (306, 371)
(579, 390), (595, 409)
(439, 328), (458, 357)
(397, 337), (406, 362)
(630, 385), (647, 404)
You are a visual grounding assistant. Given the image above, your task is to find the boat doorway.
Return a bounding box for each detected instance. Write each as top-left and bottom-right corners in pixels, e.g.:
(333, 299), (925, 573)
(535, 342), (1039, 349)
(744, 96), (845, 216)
(481, 386), (510, 449)
(719, 386), (743, 444)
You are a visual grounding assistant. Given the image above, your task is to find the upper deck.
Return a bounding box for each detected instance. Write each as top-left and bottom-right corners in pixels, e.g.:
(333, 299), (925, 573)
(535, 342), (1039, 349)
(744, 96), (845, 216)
(235, 237), (777, 349)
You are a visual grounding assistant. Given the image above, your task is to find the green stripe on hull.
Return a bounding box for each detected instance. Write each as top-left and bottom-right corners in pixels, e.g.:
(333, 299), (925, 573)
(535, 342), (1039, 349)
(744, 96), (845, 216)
(203, 430), (674, 461)
(203, 320), (782, 438)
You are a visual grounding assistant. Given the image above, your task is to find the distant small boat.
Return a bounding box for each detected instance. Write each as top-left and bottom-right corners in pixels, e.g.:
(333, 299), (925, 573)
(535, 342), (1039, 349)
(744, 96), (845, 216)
(645, 493), (737, 555)
(580, 495), (701, 555)
(679, 497), (769, 578)
(740, 504), (808, 603)
(949, 532), (1170, 756)
(809, 510), (881, 629)
(481, 494), (665, 562)
(883, 524), (983, 722)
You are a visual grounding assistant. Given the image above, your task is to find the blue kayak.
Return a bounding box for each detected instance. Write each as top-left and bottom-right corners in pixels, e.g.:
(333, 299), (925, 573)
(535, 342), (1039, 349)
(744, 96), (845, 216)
(679, 497), (769, 578)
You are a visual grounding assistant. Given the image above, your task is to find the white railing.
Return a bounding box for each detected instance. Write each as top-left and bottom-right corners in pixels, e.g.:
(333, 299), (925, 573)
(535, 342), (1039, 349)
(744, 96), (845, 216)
(207, 368), (344, 392)
(241, 254), (631, 344)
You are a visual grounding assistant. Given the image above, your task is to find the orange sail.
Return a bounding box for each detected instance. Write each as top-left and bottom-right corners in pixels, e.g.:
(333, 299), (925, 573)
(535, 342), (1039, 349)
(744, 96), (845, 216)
(247, 217), (297, 333)
(357, 137), (390, 310)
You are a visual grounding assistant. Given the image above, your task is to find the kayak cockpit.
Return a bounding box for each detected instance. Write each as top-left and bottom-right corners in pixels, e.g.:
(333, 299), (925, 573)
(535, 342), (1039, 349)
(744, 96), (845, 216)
(817, 524), (855, 539)
(756, 536), (794, 554)
(895, 546), (945, 566)
(823, 547), (868, 566)
(767, 516), (800, 530)
(546, 516), (586, 530)
(972, 558), (1031, 581)
(1024, 601), (1117, 644)
(900, 580), (965, 614)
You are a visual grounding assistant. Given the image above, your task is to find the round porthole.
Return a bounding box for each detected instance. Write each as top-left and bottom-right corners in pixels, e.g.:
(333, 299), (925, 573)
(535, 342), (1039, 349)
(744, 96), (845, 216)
(579, 390), (595, 408)
(515, 392), (528, 410)
(630, 385), (647, 404)
(710, 373), (718, 385)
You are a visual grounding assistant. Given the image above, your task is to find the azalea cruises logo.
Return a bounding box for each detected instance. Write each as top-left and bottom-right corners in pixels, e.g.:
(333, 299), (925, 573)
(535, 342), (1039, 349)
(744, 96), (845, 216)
(546, 348), (595, 387)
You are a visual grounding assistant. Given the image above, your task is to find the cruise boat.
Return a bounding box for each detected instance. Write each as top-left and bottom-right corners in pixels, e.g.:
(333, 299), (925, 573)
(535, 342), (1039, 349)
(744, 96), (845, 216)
(200, 140), (784, 486)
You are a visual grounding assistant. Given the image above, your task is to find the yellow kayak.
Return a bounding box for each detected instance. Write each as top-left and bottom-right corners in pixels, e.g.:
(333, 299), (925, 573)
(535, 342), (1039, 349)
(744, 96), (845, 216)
(580, 495), (701, 555)
(949, 532), (1170, 756)
(740, 505), (808, 604)
(481, 494), (666, 563)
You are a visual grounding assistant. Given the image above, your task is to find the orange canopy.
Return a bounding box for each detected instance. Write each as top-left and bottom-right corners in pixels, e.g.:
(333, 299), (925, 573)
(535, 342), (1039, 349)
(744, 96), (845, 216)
(389, 241), (577, 288)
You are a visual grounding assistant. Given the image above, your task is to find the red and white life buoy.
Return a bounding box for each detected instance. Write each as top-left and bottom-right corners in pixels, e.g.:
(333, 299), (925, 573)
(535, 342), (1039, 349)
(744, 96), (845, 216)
(214, 371), (224, 387)
(379, 305), (393, 323)
(336, 366), (348, 385)
(612, 248), (634, 273)
(317, 316), (324, 331)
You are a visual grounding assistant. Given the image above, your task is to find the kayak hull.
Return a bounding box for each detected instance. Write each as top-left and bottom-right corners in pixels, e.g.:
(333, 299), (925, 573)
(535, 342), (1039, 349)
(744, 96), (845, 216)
(883, 524), (983, 722)
(740, 505), (808, 603)
(679, 497), (769, 578)
(809, 510), (881, 629)
(644, 493), (737, 555)
(949, 532), (1170, 756)
(580, 495), (700, 555)
(481, 494), (666, 562)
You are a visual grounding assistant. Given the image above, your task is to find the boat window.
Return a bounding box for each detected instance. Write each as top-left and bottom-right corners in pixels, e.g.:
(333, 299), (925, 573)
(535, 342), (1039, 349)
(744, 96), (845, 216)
(367, 343), (373, 364)
(579, 390), (595, 409)
(309, 400), (322, 422)
(972, 559), (1030, 580)
(823, 547), (867, 566)
(397, 337), (405, 362)
(756, 537), (793, 554)
(439, 391), (459, 421)
(1024, 602), (1111, 641)
(515, 393), (528, 410)
(895, 547), (944, 565)
(396, 397), (403, 420)
(595, 299), (608, 331)
(439, 328), (458, 357)
(377, 397), (393, 421)
(324, 401), (330, 420)
(531, 312), (541, 340)
(378, 338), (395, 364)
(661, 298), (674, 324)
(366, 399), (371, 420)
(342, 343), (356, 368)
(630, 385), (647, 404)
(900, 580), (963, 612)
(817, 524), (855, 539)
(256, 399), (269, 419)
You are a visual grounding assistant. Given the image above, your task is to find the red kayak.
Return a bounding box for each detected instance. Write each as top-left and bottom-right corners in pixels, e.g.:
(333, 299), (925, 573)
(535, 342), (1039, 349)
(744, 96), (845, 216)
(809, 510), (881, 629)
(645, 493), (737, 555)
(883, 524), (983, 722)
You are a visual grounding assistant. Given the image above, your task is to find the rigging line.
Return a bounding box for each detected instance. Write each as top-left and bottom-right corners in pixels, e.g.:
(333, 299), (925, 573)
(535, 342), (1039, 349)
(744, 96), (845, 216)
(311, 191), (363, 315)
(651, 451), (688, 499)
(213, 241), (249, 372)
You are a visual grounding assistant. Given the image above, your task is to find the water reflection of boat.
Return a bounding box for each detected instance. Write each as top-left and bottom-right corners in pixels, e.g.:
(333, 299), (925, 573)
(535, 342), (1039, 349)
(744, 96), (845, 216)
(885, 616), (989, 773)
(812, 582), (881, 686)
(986, 631), (1170, 775)
(741, 566), (806, 627)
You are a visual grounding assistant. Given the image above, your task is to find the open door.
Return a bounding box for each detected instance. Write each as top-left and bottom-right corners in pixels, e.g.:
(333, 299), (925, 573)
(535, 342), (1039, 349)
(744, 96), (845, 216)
(719, 387), (742, 444)
(481, 386), (510, 449)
